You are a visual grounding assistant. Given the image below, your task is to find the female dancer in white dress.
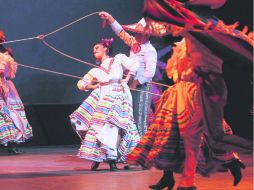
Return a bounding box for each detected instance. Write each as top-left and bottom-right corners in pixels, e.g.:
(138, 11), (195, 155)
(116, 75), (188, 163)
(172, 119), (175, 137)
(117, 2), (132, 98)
(70, 38), (140, 171)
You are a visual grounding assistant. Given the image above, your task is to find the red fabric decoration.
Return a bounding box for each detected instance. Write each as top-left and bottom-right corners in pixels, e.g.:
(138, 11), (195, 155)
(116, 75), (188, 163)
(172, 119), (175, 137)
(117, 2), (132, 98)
(131, 43), (141, 54)
(102, 20), (107, 28)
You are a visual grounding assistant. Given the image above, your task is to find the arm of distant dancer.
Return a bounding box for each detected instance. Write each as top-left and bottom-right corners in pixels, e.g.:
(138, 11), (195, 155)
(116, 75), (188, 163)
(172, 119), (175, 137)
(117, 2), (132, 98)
(157, 46), (172, 60)
(99, 11), (139, 48)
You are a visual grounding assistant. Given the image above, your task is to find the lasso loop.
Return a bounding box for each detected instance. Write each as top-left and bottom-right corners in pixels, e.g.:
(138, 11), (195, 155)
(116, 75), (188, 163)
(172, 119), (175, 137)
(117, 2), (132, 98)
(17, 63), (162, 97)
(1, 11), (169, 95)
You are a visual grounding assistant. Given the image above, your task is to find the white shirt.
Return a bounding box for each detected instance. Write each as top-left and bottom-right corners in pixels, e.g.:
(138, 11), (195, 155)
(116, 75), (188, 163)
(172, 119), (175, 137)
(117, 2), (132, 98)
(111, 21), (157, 84)
(80, 54), (139, 84)
(78, 54), (139, 100)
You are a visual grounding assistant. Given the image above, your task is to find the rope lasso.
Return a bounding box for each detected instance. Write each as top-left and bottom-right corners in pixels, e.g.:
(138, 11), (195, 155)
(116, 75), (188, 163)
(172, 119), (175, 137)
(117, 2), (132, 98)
(1, 11), (170, 89)
(42, 39), (170, 88)
(0, 36), (42, 45)
(43, 12), (100, 38)
(17, 63), (162, 97)
(0, 11), (100, 45)
(17, 63), (82, 79)
(41, 40), (99, 68)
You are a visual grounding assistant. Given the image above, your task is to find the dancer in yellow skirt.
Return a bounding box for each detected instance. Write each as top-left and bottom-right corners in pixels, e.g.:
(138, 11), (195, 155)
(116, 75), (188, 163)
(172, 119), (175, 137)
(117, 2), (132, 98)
(127, 1), (253, 189)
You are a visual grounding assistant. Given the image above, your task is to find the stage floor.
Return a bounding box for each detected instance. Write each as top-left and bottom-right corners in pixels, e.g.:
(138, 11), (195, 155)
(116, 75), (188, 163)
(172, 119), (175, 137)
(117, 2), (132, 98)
(0, 146), (252, 190)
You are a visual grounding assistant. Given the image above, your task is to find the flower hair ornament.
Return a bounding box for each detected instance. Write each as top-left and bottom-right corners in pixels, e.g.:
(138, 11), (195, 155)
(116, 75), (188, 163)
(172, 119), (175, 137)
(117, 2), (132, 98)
(101, 38), (114, 47)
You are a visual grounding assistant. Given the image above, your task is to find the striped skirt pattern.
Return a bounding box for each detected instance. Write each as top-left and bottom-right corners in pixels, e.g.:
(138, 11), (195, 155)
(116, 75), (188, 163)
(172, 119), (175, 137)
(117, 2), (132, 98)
(0, 98), (32, 145)
(70, 91), (100, 137)
(127, 81), (199, 171)
(70, 88), (140, 162)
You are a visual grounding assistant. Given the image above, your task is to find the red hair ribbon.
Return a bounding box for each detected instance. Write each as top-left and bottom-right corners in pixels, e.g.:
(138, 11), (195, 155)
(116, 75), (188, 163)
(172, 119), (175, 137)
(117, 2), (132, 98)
(101, 38), (114, 47)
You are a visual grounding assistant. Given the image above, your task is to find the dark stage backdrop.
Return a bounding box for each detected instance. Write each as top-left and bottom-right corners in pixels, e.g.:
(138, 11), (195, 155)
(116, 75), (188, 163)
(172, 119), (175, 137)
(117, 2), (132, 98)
(0, 1), (252, 145)
(0, 0), (143, 104)
(211, 0), (253, 140)
(0, 0), (252, 105)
